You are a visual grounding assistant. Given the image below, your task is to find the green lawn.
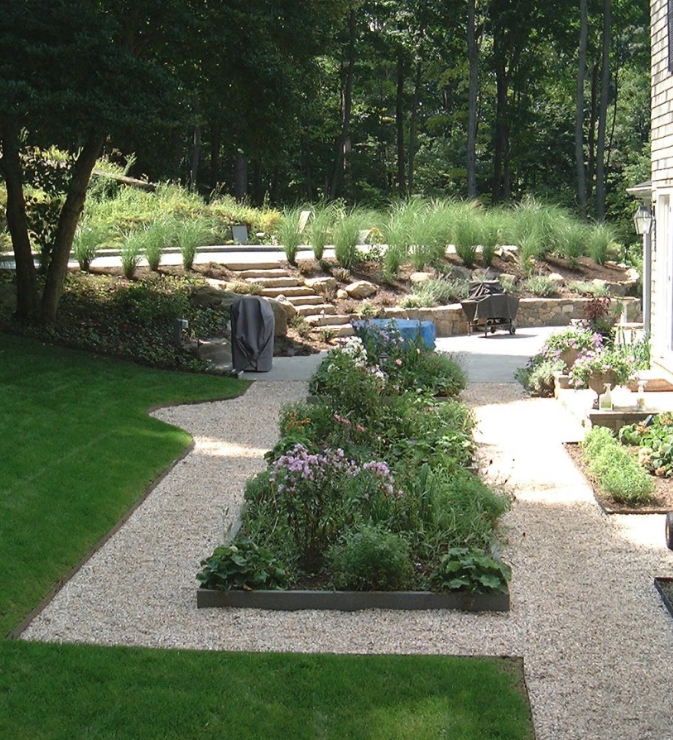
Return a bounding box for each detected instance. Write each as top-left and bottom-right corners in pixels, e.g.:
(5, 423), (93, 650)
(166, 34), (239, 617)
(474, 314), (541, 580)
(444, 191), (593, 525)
(0, 333), (534, 740)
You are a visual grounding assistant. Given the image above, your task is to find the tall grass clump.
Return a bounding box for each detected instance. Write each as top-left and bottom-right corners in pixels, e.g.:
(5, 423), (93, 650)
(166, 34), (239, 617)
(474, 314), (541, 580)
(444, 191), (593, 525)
(333, 207), (366, 270)
(143, 216), (179, 271)
(277, 206), (304, 265)
(382, 199), (428, 275)
(72, 222), (109, 271)
(120, 229), (144, 279)
(587, 222), (617, 265)
(307, 203), (336, 260)
(178, 219), (211, 270)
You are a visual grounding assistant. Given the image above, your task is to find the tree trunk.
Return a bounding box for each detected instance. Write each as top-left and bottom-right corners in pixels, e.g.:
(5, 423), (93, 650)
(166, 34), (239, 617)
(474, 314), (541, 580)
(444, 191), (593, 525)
(234, 151), (248, 201)
(329, 9), (356, 201)
(596, 0), (611, 220)
(575, 0), (588, 218)
(586, 59), (599, 206)
(0, 116), (39, 320)
(492, 48), (509, 204)
(467, 0), (479, 200)
(301, 133), (313, 201)
(396, 49), (407, 197)
(408, 58), (423, 196)
(189, 94), (201, 193)
(209, 123), (221, 192)
(41, 134), (106, 323)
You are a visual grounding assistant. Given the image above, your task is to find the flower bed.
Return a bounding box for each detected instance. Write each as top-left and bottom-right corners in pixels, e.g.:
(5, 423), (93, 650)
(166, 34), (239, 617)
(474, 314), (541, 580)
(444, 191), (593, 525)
(197, 328), (512, 609)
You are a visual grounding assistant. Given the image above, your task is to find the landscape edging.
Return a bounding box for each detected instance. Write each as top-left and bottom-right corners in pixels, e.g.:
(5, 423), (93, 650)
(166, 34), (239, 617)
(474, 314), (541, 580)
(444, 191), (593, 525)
(196, 588), (509, 612)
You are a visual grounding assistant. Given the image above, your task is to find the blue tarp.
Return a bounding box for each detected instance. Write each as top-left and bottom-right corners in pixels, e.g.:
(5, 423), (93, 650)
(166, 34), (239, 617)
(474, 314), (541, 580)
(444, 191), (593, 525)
(353, 318), (436, 350)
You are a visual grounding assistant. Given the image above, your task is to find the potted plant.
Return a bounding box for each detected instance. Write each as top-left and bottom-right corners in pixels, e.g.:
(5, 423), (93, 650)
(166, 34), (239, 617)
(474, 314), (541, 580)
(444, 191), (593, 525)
(540, 323), (604, 372)
(569, 346), (636, 407)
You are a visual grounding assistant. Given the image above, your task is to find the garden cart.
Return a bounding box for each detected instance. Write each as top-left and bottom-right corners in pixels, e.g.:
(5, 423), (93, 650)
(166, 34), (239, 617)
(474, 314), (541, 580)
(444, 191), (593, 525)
(460, 281), (519, 336)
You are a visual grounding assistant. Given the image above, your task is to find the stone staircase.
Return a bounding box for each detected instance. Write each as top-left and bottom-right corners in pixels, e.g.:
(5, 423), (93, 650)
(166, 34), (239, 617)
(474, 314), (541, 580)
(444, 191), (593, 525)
(228, 266), (354, 338)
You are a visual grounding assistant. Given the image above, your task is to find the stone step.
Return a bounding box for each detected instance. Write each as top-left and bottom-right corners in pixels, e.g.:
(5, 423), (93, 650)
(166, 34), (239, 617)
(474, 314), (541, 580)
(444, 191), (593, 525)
(231, 268), (291, 279)
(311, 324), (354, 338)
(247, 276), (301, 288)
(305, 313), (353, 327)
(222, 261), (281, 271)
(295, 303), (337, 317)
(284, 295), (325, 306)
(261, 286), (315, 298)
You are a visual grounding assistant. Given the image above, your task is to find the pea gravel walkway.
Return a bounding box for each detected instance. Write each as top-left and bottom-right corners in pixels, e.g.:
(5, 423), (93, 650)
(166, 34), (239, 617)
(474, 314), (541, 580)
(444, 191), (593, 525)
(20, 379), (673, 740)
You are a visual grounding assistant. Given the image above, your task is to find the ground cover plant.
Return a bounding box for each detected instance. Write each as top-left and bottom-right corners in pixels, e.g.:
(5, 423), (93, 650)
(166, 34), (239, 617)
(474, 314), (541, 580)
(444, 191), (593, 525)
(0, 333), (534, 740)
(200, 331), (510, 593)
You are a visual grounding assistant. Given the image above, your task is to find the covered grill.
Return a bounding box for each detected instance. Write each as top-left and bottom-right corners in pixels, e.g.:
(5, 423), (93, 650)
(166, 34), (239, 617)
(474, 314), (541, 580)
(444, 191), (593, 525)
(460, 280), (519, 336)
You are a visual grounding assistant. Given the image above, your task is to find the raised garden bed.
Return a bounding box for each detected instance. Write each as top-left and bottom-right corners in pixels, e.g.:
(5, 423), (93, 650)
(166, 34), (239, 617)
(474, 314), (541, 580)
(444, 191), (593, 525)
(654, 577), (673, 620)
(196, 587), (509, 612)
(564, 441), (673, 514)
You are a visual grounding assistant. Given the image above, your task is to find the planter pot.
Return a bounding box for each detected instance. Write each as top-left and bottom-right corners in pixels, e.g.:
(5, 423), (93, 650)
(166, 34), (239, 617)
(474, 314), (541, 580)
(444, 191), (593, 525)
(654, 577), (673, 620)
(196, 587), (509, 612)
(559, 347), (580, 371)
(587, 371), (617, 409)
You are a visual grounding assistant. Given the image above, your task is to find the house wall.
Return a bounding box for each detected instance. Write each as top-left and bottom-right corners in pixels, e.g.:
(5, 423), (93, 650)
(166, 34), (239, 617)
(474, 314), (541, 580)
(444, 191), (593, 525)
(650, 0), (673, 375)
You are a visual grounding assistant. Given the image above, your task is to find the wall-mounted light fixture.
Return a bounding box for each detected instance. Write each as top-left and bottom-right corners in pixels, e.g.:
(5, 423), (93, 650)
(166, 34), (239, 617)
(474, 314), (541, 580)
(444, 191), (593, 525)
(633, 204), (653, 235)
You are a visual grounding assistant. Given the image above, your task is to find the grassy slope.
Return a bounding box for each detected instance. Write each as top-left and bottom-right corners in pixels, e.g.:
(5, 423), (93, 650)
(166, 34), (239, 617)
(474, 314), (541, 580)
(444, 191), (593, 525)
(0, 333), (534, 740)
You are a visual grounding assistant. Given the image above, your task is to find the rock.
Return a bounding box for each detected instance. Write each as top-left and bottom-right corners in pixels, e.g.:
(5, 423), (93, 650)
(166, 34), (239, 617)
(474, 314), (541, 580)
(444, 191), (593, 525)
(345, 280), (377, 299)
(336, 288), (349, 299)
(304, 276), (337, 294)
(410, 271), (433, 284)
(275, 295), (298, 319)
(592, 279), (608, 291)
(449, 265), (472, 281)
(265, 298), (289, 337)
(548, 272), (566, 286)
(500, 273), (518, 285)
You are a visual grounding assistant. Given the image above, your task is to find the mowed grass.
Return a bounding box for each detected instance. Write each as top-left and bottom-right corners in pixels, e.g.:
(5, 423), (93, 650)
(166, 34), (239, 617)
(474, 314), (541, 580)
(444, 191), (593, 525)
(0, 332), (250, 634)
(1, 644), (533, 740)
(0, 333), (534, 740)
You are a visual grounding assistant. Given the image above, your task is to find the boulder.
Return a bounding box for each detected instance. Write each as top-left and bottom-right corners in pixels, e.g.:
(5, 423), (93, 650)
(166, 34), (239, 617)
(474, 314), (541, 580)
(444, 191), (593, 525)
(275, 295), (298, 319)
(449, 265), (472, 281)
(345, 280), (377, 299)
(410, 272), (433, 284)
(548, 272), (566, 286)
(265, 298), (288, 336)
(336, 288), (349, 299)
(304, 276), (337, 294)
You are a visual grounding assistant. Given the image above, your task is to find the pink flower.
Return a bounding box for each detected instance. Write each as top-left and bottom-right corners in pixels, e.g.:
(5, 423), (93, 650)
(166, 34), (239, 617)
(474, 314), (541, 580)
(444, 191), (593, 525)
(395, 358), (402, 367)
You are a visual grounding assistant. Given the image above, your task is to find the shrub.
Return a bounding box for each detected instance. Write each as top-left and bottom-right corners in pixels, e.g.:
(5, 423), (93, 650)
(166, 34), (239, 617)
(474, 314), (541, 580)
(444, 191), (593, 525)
(72, 222), (106, 271)
(567, 280), (610, 297)
(333, 209), (364, 270)
(307, 204), (335, 260)
(327, 525), (413, 591)
(415, 278), (469, 305)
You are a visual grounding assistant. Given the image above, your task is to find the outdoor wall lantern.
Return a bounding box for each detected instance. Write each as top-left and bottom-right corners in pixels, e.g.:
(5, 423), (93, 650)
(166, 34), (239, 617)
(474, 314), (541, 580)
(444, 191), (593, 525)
(633, 204), (653, 235)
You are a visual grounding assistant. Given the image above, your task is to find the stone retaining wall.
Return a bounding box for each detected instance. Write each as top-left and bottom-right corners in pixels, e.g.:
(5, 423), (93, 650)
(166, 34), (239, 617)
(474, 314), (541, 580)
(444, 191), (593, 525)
(380, 296), (642, 337)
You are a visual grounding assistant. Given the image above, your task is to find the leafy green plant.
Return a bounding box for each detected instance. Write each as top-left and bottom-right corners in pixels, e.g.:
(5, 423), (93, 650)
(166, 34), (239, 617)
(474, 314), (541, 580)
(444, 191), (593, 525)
(196, 537), (288, 592)
(515, 356), (561, 397)
(430, 548), (511, 594)
(414, 277), (469, 305)
(327, 524), (413, 591)
(569, 346), (636, 389)
(620, 413), (673, 477)
(567, 280), (610, 297)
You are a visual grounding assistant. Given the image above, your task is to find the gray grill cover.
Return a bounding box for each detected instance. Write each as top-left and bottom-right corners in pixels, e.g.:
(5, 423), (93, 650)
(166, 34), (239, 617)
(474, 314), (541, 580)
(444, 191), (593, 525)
(231, 297), (275, 372)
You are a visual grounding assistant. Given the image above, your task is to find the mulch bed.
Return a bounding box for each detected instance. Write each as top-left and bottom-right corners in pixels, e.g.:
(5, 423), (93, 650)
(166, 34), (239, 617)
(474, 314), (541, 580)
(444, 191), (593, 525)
(564, 441), (673, 514)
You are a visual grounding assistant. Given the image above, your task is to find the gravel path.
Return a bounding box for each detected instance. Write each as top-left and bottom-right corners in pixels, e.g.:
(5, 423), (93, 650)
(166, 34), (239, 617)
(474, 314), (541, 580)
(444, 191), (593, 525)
(20, 380), (673, 740)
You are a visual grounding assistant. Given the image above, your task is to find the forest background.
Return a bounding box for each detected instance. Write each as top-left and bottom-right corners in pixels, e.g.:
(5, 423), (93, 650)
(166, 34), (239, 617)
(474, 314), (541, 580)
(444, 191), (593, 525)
(0, 0), (650, 319)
